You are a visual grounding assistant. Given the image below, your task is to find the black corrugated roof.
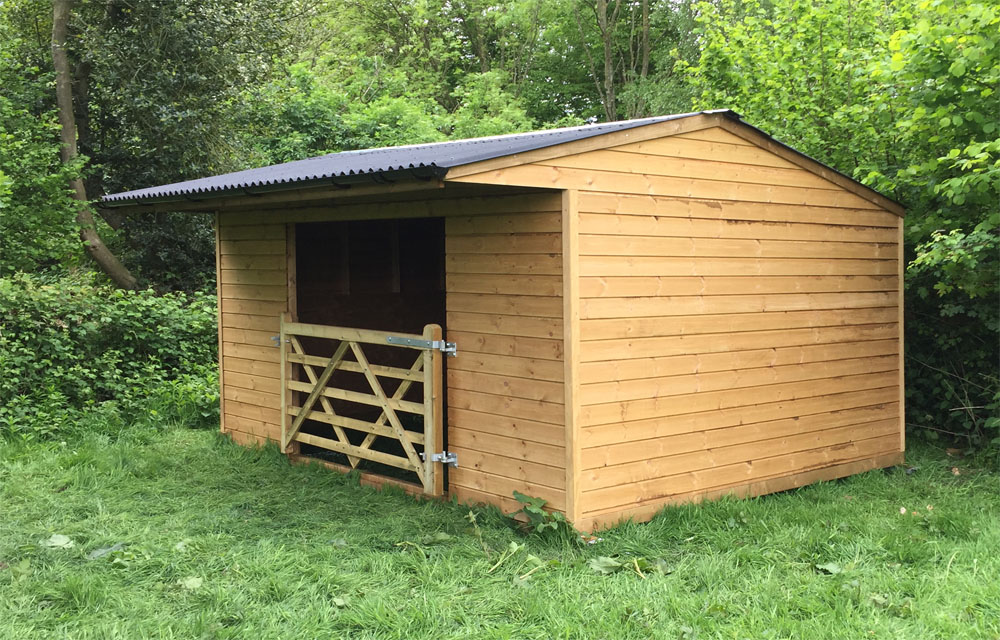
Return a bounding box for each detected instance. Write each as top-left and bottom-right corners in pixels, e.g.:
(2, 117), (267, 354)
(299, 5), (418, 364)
(102, 110), (734, 205)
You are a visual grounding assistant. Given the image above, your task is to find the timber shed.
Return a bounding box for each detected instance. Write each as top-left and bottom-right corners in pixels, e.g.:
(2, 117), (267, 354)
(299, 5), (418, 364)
(103, 110), (905, 531)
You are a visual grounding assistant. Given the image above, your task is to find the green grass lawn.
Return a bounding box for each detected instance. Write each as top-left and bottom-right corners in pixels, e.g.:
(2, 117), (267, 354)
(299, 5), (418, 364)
(1, 423), (997, 640)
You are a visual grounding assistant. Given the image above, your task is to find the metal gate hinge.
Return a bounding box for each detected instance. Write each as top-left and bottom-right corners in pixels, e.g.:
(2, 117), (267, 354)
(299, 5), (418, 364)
(386, 336), (458, 357)
(420, 451), (458, 467)
(270, 335), (290, 347)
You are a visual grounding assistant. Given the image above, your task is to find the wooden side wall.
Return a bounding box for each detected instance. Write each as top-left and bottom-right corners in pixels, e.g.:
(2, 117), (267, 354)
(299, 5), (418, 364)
(444, 198), (567, 515)
(216, 216), (288, 445)
(450, 125), (904, 529)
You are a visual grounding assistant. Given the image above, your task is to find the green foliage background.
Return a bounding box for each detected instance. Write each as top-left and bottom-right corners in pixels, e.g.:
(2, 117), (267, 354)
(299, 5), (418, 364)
(0, 0), (996, 452)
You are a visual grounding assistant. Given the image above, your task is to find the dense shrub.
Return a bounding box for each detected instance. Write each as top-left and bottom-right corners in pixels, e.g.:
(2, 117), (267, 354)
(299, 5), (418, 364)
(0, 274), (219, 439)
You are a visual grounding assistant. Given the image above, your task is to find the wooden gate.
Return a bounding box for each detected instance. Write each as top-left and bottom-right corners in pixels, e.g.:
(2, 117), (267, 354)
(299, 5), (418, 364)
(279, 315), (449, 495)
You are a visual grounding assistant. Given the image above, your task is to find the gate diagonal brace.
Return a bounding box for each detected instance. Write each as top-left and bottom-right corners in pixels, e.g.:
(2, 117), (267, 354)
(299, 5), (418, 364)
(386, 336), (457, 357)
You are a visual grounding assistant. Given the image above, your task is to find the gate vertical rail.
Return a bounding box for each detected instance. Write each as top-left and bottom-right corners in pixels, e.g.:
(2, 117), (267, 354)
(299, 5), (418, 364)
(422, 324), (444, 496)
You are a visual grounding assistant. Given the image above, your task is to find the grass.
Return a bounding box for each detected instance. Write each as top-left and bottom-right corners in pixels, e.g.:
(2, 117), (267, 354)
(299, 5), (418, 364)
(1, 422), (998, 640)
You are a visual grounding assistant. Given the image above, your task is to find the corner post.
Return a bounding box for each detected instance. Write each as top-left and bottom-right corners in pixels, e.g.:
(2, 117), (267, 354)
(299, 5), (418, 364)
(562, 189), (581, 526)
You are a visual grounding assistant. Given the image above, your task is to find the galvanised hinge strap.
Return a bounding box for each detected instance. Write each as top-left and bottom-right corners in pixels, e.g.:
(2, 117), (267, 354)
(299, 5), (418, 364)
(420, 451), (458, 467)
(385, 335), (457, 357)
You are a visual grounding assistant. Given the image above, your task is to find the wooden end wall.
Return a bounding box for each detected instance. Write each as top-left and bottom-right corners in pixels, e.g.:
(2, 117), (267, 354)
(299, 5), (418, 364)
(216, 216), (288, 446)
(451, 125), (905, 530)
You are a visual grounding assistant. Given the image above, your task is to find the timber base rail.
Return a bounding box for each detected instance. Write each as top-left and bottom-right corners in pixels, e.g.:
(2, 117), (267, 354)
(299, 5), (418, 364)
(279, 315), (445, 495)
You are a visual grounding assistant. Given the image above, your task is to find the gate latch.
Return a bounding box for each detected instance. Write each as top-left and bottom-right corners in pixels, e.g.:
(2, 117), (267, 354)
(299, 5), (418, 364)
(386, 336), (458, 357)
(420, 451), (459, 467)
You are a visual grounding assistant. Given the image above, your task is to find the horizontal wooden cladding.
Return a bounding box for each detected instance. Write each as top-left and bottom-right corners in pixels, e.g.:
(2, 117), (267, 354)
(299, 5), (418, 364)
(447, 331), (563, 361)
(581, 307), (896, 341)
(225, 414), (278, 440)
(224, 370), (281, 395)
(446, 253), (562, 275)
(447, 233), (561, 254)
(581, 323), (898, 363)
(582, 402), (898, 469)
(578, 213), (899, 244)
(537, 148), (837, 190)
(580, 370), (898, 428)
(584, 425), (899, 514)
(581, 417), (899, 493)
(581, 355), (898, 406)
(610, 135), (799, 170)
(219, 254), (285, 271)
(579, 235), (897, 260)
(218, 239), (286, 256)
(578, 192), (899, 228)
(448, 369), (564, 404)
(449, 351), (564, 383)
(222, 341), (281, 364)
(224, 356), (282, 379)
(580, 255), (897, 277)
(447, 312), (562, 339)
(447, 293), (562, 318)
(219, 269), (286, 286)
(459, 164), (882, 210)
(582, 433), (900, 516)
(581, 386), (897, 448)
(581, 339), (899, 385)
(580, 275), (898, 299)
(220, 283), (286, 302)
(580, 291), (898, 320)
(218, 224), (284, 241)
(448, 389), (563, 426)
(221, 298), (286, 317)
(453, 447), (566, 490)
(448, 407), (565, 447)
(450, 467), (566, 511)
(222, 192), (563, 226)
(221, 327), (276, 348)
(675, 128), (752, 146)
(579, 451), (902, 530)
(225, 399), (281, 425)
(222, 313), (280, 332)
(446, 212), (561, 235)
(450, 427), (565, 479)
(447, 274), (562, 297)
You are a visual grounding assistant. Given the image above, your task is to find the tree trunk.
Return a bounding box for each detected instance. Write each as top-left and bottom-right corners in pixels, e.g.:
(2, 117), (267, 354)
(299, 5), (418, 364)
(52, 0), (137, 289)
(597, 0), (616, 121)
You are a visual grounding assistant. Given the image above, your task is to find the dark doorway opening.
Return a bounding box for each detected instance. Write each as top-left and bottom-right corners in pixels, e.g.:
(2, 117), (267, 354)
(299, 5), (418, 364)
(293, 217), (447, 487)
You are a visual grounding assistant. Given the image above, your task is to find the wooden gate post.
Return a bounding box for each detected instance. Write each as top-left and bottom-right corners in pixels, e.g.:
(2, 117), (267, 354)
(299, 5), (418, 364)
(422, 323), (445, 496)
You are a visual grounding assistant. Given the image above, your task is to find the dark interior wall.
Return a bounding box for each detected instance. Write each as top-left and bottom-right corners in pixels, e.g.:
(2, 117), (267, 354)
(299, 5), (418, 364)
(296, 217), (445, 334)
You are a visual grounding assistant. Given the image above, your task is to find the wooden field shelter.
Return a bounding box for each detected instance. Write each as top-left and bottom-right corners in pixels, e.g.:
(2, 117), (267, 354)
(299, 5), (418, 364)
(102, 110), (905, 531)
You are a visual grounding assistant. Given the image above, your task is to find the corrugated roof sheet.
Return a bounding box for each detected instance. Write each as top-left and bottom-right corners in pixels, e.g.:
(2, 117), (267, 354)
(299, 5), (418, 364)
(102, 110), (734, 205)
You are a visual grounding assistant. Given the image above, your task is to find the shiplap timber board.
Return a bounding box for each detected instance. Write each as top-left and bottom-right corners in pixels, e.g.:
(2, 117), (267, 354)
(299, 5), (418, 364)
(609, 136), (799, 169)
(448, 427), (566, 467)
(446, 274), (562, 297)
(577, 193), (899, 228)
(580, 339), (899, 385)
(581, 418), (900, 492)
(578, 213), (899, 243)
(446, 233), (562, 254)
(580, 387), (898, 448)
(537, 149), (838, 190)
(447, 369), (565, 404)
(446, 253), (562, 275)
(448, 408), (566, 447)
(580, 355), (898, 405)
(448, 389), (564, 426)
(582, 403), (899, 468)
(579, 235), (897, 260)
(447, 293), (563, 317)
(449, 467), (566, 511)
(580, 307), (897, 341)
(455, 448), (566, 490)
(579, 323), (898, 362)
(580, 371), (898, 427)
(582, 433), (900, 514)
(577, 451), (903, 529)
(448, 351), (564, 382)
(579, 275), (899, 299)
(447, 331), (563, 361)
(579, 256), (898, 277)
(446, 312), (562, 339)
(579, 291), (898, 319)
